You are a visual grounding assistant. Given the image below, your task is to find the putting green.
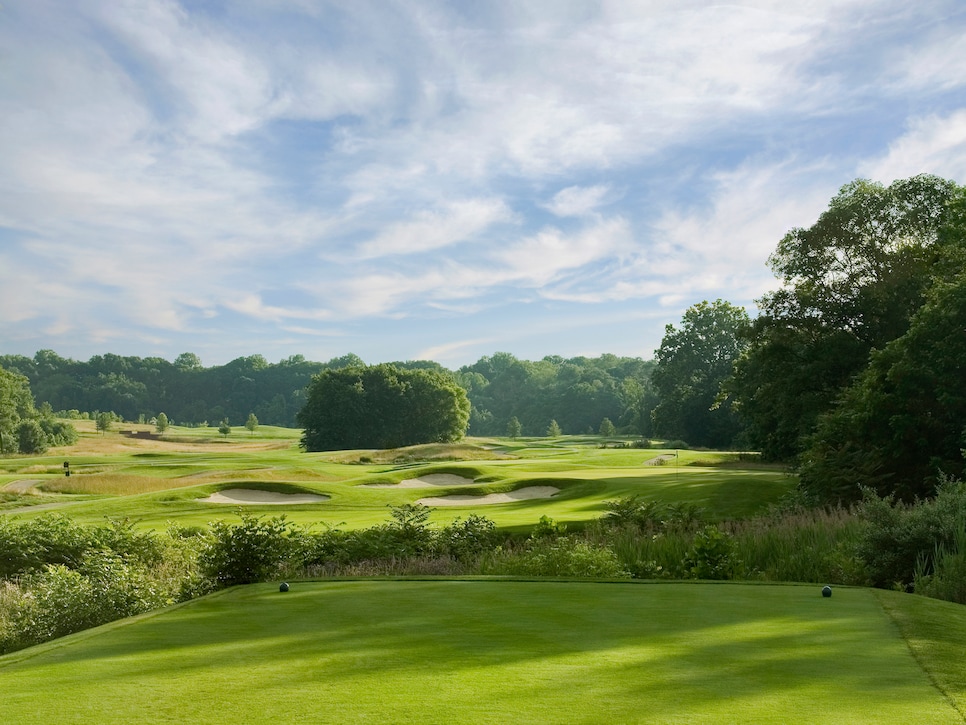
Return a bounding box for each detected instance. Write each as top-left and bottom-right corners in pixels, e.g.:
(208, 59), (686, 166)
(0, 581), (961, 723)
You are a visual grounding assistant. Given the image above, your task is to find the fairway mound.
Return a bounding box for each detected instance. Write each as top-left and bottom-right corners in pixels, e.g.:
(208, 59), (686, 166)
(416, 485), (559, 506)
(199, 488), (330, 505)
(367, 474), (476, 489)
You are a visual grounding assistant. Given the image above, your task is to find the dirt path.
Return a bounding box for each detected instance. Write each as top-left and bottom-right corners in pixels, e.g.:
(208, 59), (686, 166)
(2, 479), (42, 493)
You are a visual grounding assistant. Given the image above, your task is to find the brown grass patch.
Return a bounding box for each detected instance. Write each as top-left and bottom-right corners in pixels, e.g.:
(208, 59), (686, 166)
(323, 441), (513, 464)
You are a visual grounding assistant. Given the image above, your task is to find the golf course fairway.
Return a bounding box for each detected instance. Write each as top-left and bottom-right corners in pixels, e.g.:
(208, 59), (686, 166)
(1, 581), (962, 724)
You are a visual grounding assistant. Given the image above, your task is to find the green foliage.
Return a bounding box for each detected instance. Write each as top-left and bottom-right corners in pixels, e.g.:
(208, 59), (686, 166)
(155, 412), (169, 435)
(245, 412), (258, 435)
(855, 480), (966, 589)
(0, 364), (38, 454)
(729, 175), (962, 461)
(598, 417), (616, 437)
(199, 514), (298, 586)
(95, 411), (114, 433)
(914, 525), (966, 605)
(298, 363), (470, 451)
(546, 419), (562, 437)
(218, 418), (231, 437)
(498, 536), (629, 578)
(385, 503), (434, 556)
(16, 419), (49, 454)
(530, 514), (567, 539)
(506, 415), (522, 438)
(683, 525), (740, 580)
(652, 300), (749, 448)
(436, 515), (498, 561)
(38, 416), (78, 446)
(799, 271), (966, 502)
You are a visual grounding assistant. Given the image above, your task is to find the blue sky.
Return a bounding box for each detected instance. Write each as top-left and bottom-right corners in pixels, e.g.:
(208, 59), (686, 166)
(2, 1), (966, 369)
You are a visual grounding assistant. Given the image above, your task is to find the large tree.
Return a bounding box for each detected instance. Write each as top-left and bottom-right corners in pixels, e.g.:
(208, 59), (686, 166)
(799, 197), (966, 502)
(0, 365), (37, 454)
(297, 364), (470, 451)
(728, 174), (961, 460)
(651, 300), (749, 448)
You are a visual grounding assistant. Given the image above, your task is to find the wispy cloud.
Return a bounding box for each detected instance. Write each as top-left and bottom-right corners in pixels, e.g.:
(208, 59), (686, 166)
(1, 1), (965, 366)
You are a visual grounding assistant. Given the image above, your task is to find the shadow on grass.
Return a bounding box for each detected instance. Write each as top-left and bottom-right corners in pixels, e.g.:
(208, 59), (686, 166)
(1, 581), (958, 723)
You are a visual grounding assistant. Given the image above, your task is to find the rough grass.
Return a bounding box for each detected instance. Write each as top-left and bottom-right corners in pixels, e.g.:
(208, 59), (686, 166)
(0, 581), (960, 724)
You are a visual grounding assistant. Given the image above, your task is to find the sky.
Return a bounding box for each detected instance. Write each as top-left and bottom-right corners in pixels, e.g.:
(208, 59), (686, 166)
(2, 0), (966, 370)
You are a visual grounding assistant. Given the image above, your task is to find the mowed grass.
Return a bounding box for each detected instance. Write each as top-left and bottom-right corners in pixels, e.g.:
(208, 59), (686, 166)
(0, 581), (962, 724)
(0, 426), (793, 531)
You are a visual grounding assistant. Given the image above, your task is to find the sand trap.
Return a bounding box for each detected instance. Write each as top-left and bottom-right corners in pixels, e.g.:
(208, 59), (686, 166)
(416, 486), (559, 506)
(200, 488), (330, 505)
(644, 455), (676, 466)
(367, 474), (476, 489)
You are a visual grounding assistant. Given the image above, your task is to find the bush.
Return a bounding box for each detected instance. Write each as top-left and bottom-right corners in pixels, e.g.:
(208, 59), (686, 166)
(914, 525), (966, 604)
(199, 514), (299, 587)
(530, 515), (567, 539)
(498, 536), (629, 578)
(855, 479), (966, 588)
(683, 526), (740, 580)
(39, 418), (78, 447)
(437, 515), (498, 561)
(16, 420), (50, 454)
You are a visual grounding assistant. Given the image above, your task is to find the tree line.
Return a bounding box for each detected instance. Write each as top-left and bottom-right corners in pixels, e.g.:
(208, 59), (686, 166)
(0, 350), (657, 442)
(3, 173), (965, 507)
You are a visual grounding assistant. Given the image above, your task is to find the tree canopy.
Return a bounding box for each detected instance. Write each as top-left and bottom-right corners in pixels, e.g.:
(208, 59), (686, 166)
(728, 174), (961, 461)
(297, 364), (471, 451)
(651, 300), (749, 448)
(799, 224), (966, 501)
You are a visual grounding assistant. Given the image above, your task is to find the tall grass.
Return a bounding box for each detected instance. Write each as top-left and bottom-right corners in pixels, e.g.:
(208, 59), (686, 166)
(587, 505), (867, 585)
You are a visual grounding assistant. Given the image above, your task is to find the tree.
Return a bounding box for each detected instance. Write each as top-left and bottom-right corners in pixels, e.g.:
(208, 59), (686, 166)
(546, 419), (562, 437)
(598, 418), (616, 437)
(506, 416), (522, 439)
(95, 412), (113, 435)
(245, 413), (258, 436)
(16, 420), (49, 454)
(155, 412), (169, 436)
(729, 175), (961, 460)
(651, 300), (749, 448)
(298, 364), (470, 451)
(218, 418), (231, 438)
(0, 365), (36, 454)
(799, 271), (966, 503)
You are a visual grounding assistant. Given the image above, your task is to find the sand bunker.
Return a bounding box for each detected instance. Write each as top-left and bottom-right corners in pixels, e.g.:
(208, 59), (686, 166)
(367, 474), (476, 489)
(416, 486), (559, 506)
(200, 488), (330, 505)
(644, 455), (676, 466)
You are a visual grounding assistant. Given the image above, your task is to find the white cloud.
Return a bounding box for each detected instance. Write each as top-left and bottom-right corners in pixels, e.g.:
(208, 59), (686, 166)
(356, 198), (514, 258)
(544, 185), (612, 217)
(858, 110), (966, 184)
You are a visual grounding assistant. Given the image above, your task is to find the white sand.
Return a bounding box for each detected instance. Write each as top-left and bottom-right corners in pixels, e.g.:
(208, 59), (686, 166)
(644, 454), (676, 466)
(200, 488), (330, 505)
(416, 486), (559, 506)
(367, 474), (476, 489)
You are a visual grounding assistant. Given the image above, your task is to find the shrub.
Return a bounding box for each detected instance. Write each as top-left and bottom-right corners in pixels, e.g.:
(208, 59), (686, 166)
(16, 420), (50, 454)
(199, 514), (299, 587)
(530, 515), (567, 539)
(683, 526), (740, 580)
(914, 525), (966, 604)
(499, 536), (629, 578)
(855, 479), (966, 588)
(437, 515), (498, 561)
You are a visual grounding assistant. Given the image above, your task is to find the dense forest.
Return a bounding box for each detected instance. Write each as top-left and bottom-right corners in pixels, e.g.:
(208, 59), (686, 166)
(0, 349), (656, 440)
